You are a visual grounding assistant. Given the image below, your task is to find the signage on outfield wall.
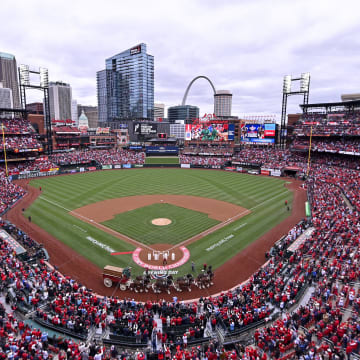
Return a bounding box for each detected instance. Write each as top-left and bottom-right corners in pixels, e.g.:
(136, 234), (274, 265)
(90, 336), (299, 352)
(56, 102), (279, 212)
(113, 165), (121, 169)
(181, 164), (191, 168)
(102, 165), (112, 170)
(122, 164), (131, 169)
(271, 169), (282, 176)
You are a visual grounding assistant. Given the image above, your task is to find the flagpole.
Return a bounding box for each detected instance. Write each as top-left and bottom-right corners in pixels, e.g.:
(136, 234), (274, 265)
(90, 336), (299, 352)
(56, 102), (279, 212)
(2, 124), (8, 177)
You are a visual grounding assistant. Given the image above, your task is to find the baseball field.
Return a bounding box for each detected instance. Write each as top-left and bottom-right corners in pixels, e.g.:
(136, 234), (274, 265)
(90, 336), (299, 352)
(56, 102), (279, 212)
(23, 168), (294, 280)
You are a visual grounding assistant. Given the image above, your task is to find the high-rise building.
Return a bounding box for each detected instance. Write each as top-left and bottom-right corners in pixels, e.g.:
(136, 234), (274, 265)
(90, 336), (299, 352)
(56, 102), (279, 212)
(214, 90), (232, 117)
(71, 99), (78, 125)
(0, 52), (21, 109)
(48, 81), (72, 120)
(77, 104), (98, 128)
(97, 43), (154, 125)
(0, 83), (13, 117)
(167, 105), (199, 123)
(154, 103), (165, 121)
(0, 83), (13, 108)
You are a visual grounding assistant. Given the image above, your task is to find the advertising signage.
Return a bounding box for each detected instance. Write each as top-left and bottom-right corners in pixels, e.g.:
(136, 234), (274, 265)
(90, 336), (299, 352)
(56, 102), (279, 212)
(133, 123), (157, 135)
(264, 123), (276, 137)
(241, 124), (276, 144)
(185, 123), (234, 141)
(130, 45), (141, 55)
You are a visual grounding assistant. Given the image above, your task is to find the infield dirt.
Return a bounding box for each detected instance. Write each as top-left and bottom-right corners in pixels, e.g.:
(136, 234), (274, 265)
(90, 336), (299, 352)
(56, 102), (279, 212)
(5, 177), (306, 301)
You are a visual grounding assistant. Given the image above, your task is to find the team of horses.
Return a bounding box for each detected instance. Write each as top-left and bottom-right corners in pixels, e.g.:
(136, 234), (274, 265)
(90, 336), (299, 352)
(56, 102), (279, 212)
(125, 270), (214, 294)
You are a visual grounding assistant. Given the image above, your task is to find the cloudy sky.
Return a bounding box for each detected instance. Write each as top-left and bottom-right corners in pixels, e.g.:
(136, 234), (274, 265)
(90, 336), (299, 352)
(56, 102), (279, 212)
(2, 0), (360, 119)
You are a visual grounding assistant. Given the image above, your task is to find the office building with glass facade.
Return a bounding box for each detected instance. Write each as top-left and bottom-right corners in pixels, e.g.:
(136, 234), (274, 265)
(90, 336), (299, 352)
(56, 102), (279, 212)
(167, 105), (199, 123)
(97, 43), (154, 124)
(0, 52), (21, 109)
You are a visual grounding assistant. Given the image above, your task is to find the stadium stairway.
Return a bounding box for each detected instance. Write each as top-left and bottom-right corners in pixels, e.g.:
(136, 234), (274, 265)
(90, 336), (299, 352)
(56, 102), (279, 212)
(153, 314), (163, 351)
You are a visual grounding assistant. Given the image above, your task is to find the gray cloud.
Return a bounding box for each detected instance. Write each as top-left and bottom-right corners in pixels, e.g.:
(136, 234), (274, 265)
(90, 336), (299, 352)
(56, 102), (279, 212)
(2, 0), (360, 118)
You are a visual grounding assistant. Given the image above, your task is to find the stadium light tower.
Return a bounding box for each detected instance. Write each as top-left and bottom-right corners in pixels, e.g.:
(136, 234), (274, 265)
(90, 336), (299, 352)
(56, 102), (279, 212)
(280, 73), (310, 147)
(19, 64), (52, 153)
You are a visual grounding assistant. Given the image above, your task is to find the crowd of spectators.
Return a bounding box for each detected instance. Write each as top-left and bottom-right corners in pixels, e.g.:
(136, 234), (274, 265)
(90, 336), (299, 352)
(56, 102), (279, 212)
(0, 169), (25, 214)
(292, 138), (360, 154)
(293, 112), (360, 136)
(232, 148), (306, 170)
(0, 135), (43, 151)
(0, 118), (35, 134)
(179, 155), (232, 166)
(1, 118), (42, 152)
(50, 149), (145, 166)
(182, 147), (233, 156)
(0, 136), (360, 358)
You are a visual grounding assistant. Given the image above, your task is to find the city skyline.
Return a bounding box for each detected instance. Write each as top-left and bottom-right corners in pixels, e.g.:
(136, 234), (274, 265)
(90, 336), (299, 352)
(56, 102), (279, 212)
(2, 0), (360, 118)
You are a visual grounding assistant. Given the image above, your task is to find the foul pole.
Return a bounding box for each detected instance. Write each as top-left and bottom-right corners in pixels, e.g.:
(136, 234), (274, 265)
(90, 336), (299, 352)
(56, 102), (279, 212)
(1, 124), (8, 177)
(306, 125), (313, 177)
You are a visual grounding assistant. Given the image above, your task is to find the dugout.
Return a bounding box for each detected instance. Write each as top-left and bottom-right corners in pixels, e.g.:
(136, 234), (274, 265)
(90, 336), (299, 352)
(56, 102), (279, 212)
(282, 166), (303, 177)
(0, 230), (28, 261)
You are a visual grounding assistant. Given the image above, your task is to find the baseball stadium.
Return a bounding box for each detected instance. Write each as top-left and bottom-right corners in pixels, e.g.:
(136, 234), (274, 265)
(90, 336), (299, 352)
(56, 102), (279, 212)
(1, 86), (360, 359)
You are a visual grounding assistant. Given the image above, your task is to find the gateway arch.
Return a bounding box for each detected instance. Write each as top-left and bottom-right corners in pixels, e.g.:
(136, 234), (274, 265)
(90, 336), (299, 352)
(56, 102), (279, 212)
(181, 76), (216, 106)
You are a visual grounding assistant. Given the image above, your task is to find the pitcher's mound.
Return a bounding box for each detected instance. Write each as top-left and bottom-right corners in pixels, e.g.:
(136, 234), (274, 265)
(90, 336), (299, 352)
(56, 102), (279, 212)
(152, 218), (172, 226)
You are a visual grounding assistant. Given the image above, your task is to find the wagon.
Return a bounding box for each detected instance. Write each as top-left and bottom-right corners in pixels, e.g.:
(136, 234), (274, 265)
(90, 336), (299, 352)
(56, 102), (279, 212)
(102, 265), (131, 290)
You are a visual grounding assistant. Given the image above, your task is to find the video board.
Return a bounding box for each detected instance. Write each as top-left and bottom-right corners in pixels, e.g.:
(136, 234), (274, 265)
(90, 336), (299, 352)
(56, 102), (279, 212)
(185, 123), (234, 141)
(241, 123), (276, 144)
(133, 123), (157, 135)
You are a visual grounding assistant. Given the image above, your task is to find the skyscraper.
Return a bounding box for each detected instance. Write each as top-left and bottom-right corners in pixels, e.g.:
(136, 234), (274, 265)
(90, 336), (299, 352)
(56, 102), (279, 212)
(0, 83), (13, 117)
(154, 103), (165, 121)
(48, 81), (72, 120)
(71, 99), (78, 125)
(97, 43), (154, 124)
(214, 90), (232, 117)
(0, 52), (21, 109)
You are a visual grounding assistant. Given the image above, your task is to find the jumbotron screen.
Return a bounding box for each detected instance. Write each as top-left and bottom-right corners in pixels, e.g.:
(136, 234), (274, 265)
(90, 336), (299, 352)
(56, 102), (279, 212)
(185, 123), (234, 141)
(241, 123), (276, 144)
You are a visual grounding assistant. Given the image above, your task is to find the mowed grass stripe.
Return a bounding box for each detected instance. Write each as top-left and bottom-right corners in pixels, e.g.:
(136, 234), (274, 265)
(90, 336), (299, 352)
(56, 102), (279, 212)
(102, 203), (219, 246)
(27, 169), (294, 275)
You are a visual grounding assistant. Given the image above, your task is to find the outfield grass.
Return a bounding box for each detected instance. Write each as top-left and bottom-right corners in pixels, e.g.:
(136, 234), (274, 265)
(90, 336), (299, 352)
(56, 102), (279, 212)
(26, 169), (294, 275)
(145, 157), (179, 164)
(102, 203), (219, 245)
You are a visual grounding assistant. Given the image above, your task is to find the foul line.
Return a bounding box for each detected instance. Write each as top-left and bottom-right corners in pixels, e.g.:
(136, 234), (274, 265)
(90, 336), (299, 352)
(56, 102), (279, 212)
(39, 188), (289, 255)
(167, 188), (290, 251)
(38, 196), (153, 251)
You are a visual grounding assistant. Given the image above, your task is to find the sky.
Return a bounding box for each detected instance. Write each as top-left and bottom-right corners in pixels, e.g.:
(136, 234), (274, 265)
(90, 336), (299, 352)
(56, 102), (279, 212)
(2, 0), (360, 119)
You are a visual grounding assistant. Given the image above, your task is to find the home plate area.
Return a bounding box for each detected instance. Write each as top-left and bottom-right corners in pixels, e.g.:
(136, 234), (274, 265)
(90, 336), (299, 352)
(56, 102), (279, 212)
(132, 244), (190, 270)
